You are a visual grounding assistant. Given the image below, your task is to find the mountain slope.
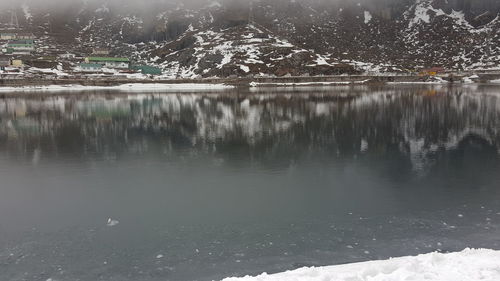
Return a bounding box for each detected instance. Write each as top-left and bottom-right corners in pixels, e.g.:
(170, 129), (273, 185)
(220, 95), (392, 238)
(1, 0), (499, 77)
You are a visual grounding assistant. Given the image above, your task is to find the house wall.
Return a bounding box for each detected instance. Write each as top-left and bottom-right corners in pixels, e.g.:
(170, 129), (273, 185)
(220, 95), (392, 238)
(104, 62), (129, 69)
(59, 54), (76, 59)
(78, 67), (101, 72)
(12, 51), (31, 55)
(0, 61), (10, 68)
(0, 34), (16, 40)
(10, 45), (35, 52)
(11, 60), (23, 67)
(85, 58), (130, 69)
(93, 50), (110, 55)
(17, 35), (35, 40)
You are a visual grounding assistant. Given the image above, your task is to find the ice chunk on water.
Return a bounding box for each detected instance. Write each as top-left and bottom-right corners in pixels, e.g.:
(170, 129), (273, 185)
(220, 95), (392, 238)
(107, 218), (119, 226)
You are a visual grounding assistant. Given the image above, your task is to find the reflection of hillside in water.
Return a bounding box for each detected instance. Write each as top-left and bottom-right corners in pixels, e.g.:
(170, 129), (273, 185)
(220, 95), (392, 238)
(0, 86), (499, 172)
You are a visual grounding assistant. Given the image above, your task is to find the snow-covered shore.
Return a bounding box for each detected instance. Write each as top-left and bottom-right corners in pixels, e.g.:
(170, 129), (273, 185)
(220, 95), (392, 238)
(0, 83), (235, 92)
(222, 248), (500, 281)
(1, 78), (500, 94)
(249, 80), (371, 87)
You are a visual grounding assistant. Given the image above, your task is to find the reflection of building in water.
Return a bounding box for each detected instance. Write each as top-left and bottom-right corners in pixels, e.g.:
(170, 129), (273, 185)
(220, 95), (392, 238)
(0, 87), (499, 175)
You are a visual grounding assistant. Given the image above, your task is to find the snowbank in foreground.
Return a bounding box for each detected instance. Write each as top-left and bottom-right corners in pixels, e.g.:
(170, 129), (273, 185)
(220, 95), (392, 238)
(222, 249), (500, 281)
(0, 83), (235, 92)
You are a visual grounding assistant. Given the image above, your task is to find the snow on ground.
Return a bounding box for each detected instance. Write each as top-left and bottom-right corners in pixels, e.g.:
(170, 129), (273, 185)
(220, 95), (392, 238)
(0, 83), (235, 92)
(22, 3), (33, 21)
(462, 74), (479, 84)
(239, 65), (250, 73)
(490, 79), (500, 84)
(26, 67), (69, 76)
(364, 11), (372, 24)
(222, 248), (500, 281)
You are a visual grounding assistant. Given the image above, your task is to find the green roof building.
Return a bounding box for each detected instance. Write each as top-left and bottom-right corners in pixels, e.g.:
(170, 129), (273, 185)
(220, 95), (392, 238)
(7, 41), (35, 53)
(10, 39), (34, 45)
(3, 48), (14, 54)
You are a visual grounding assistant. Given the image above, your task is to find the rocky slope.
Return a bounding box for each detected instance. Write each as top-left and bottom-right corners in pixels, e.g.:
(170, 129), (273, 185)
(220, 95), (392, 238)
(1, 0), (499, 77)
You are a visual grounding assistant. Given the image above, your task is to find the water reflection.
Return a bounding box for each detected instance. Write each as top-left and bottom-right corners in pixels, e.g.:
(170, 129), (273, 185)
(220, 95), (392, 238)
(0, 85), (500, 281)
(1, 85), (499, 174)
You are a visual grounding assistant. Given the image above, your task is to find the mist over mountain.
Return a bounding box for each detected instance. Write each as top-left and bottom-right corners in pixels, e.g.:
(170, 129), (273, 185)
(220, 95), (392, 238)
(1, 0), (499, 77)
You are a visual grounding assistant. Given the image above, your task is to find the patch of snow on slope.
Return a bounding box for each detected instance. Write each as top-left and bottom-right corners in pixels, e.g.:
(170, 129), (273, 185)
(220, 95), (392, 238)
(314, 55), (331, 66)
(222, 248), (500, 281)
(95, 4), (110, 13)
(408, 0), (432, 27)
(214, 41), (234, 69)
(407, 0), (488, 33)
(364, 11), (372, 24)
(208, 1), (222, 8)
(22, 3), (32, 21)
(239, 65), (250, 73)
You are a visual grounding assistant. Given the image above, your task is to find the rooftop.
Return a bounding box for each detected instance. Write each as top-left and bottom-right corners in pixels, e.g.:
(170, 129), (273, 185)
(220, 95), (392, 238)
(87, 57), (130, 62)
(7, 44), (34, 47)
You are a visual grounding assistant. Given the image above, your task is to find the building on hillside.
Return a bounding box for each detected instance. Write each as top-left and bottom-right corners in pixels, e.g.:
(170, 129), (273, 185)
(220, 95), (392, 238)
(0, 33), (16, 40)
(1, 47), (13, 54)
(75, 63), (103, 72)
(59, 53), (76, 59)
(130, 65), (162, 75)
(0, 57), (10, 70)
(16, 33), (35, 40)
(37, 56), (57, 62)
(92, 48), (110, 55)
(8, 39), (35, 55)
(84, 57), (130, 69)
(11, 59), (23, 67)
(12, 39), (35, 45)
(419, 67), (445, 76)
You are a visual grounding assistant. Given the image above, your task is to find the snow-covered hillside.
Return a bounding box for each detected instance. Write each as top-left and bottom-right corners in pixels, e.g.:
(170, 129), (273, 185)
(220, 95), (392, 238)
(137, 24), (357, 78)
(402, 0), (500, 70)
(1, 0), (499, 77)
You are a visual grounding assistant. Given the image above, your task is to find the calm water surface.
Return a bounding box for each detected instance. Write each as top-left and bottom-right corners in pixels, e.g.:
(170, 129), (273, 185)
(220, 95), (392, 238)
(1, 85), (500, 281)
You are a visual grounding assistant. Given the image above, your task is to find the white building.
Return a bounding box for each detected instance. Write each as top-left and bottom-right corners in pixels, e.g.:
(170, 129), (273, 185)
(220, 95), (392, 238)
(84, 57), (130, 69)
(75, 63), (103, 72)
(0, 33), (16, 40)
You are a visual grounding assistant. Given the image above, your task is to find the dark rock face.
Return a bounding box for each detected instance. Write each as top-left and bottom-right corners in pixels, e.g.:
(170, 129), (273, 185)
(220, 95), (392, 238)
(1, 0), (499, 77)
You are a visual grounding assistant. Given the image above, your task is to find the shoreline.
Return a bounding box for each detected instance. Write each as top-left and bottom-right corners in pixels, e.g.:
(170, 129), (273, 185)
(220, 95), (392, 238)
(0, 83), (236, 92)
(0, 74), (499, 92)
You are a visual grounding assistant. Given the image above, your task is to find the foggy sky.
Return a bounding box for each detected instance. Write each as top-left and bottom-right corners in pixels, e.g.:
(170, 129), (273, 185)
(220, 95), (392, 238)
(0, 0), (398, 10)
(1, 0), (497, 16)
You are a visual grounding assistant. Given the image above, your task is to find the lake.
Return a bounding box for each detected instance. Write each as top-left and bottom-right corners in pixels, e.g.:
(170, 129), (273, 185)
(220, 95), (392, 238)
(0, 85), (500, 281)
